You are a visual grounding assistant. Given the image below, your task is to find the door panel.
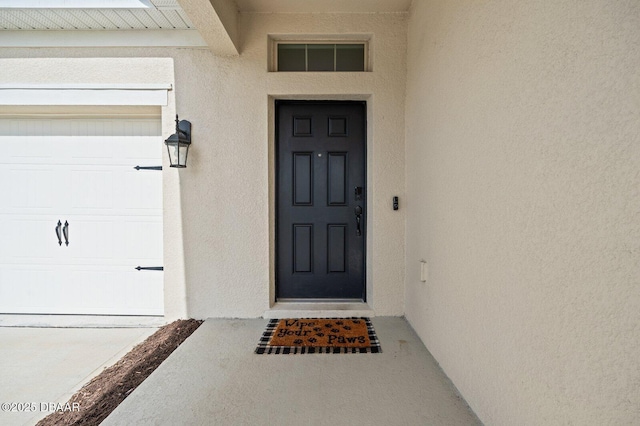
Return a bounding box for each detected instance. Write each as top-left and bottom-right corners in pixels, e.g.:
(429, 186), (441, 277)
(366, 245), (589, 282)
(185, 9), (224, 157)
(327, 224), (347, 273)
(293, 224), (313, 273)
(277, 101), (366, 299)
(293, 153), (313, 205)
(327, 153), (347, 205)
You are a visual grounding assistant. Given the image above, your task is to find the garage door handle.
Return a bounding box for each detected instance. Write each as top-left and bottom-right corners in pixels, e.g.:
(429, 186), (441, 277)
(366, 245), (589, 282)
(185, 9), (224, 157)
(55, 220), (62, 246)
(62, 221), (69, 246)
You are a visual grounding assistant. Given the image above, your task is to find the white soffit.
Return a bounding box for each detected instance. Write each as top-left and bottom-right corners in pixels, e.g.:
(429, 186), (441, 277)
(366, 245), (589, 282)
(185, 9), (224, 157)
(0, 0), (154, 8)
(0, 84), (172, 106)
(235, 0), (413, 13)
(0, 0), (206, 47)
(0, 0), (193, 30)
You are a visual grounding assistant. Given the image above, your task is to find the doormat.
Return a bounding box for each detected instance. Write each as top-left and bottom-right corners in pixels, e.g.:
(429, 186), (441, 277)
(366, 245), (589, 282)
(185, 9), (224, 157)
(255, 318), (381, 354)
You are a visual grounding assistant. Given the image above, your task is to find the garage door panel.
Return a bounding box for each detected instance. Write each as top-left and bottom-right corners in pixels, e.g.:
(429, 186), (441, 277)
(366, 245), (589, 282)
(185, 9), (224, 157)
(66, 272), (119, 313)
(119, 169), (163, 212)
(69, 137), (115, 162)
(68, 139), (160, 164)
(0, 119), (161, 165)
(65, 166), (161, 215)
(1, 218), (61, 261)
(0, 117), (163, 316)
(120, 273), (163, 314)
(59, 217), (162, 264)
(0, 266), (66, 313)
(0, 168), (56, 211)
(68, 268), (163, 315)
(12, 169), (56, 209)
(0, 266), (162, 315)
(70, 170), (114, 210)
(106, 269), (164, 314)
(64, 219), (115, 261)
(0, 137), (57, 162)
(0, 163), (161, 215)
(111, 136), (161, 160)
(0, 118), (159, 138)
(121, 219), (163, 261)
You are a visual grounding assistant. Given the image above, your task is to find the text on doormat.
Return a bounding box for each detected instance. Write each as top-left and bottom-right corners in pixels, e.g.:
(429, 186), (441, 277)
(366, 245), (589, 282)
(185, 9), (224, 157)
(269, 318), (370, 347)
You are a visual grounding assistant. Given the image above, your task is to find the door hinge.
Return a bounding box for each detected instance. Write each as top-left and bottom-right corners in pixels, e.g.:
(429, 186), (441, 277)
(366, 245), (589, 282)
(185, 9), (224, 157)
(135, 266), (164, 271)
(134, 166), (162, 171)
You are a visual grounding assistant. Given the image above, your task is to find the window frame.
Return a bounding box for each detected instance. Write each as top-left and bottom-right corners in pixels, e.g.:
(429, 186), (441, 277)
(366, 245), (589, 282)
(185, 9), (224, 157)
(270, 39), (370, 72)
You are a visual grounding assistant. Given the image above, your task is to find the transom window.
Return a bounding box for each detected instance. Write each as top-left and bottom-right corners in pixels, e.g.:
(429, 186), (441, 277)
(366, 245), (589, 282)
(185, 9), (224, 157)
(276, 43), (366, 72)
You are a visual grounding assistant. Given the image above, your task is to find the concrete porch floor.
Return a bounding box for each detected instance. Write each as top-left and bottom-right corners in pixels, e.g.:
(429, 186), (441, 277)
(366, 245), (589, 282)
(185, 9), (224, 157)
(103, 317), (482, 426)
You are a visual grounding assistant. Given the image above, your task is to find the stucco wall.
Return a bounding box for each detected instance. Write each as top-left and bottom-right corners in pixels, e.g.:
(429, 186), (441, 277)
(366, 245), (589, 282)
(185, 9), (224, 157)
(404, 1), (640, 425)
(0, 12), (407, 319)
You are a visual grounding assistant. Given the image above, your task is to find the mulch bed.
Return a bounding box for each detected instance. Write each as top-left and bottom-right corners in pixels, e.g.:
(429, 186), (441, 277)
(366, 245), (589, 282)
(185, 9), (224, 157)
(36, 319), (202, 426)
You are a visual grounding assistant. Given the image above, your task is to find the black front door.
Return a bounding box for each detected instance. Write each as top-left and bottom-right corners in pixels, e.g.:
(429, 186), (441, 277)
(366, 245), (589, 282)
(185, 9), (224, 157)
(276, 101), (366, 299)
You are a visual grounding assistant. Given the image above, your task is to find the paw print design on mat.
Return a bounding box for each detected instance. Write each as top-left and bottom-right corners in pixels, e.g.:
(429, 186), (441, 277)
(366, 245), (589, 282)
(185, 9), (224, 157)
(308, 337), (317, 343)
(335, 321), (344, 325)
(293, 339), (303, 344)
(331, 329), (340, 333)
(313, 327), (321, 332)
(325, 323), (332, 328)
(316, 332), (325, 337)
(353, 320), (361, 324)
(343, 326), (351, 330)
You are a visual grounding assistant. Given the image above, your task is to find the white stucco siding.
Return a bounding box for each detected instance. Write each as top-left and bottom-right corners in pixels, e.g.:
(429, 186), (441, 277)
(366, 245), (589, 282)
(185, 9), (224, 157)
(0, 12), (407, 318)
(405, 0), (640, 425)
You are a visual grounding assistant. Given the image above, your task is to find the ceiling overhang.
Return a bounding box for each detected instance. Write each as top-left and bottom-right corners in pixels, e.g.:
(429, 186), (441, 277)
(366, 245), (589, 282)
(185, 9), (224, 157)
(0, 0), (238, 54)
(0, 0), (411, 55)
(176, 0), (239, 56)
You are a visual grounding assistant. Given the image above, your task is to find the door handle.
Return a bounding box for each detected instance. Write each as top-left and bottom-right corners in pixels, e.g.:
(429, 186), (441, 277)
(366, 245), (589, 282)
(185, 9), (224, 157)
(55, 220), (62, 246)
(62, 221), (69, 246)
(354, 206), (363, 237)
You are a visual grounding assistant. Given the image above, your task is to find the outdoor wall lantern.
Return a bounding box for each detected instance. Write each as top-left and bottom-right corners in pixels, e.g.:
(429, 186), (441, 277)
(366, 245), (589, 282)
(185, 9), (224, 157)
(164, 115), (191, 168)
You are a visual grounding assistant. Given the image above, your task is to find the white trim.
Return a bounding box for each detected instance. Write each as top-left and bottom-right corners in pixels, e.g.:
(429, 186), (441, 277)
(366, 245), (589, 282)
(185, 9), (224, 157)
(0, 0), (153, 8)
(0, 314), (165, 328)
(0, 87), (170, 106)
(0, 104), (161, 118)
(0, 84), (172, 90)
(0, 30), (207, 48)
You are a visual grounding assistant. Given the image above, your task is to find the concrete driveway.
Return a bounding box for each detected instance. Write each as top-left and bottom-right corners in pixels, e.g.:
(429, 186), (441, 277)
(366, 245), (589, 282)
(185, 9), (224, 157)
(0, 316), (160, 426)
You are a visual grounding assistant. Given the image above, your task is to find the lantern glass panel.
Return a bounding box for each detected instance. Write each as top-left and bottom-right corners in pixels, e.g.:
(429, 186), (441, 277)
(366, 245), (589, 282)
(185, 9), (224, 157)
(166, 142), (188, 168)
(177, 142), (189, 167)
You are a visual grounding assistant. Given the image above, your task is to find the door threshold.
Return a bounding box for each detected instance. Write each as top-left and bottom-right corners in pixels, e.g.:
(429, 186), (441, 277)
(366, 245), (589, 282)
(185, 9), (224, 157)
(278, 298), (364, 303)
(264, 301), (374, 319)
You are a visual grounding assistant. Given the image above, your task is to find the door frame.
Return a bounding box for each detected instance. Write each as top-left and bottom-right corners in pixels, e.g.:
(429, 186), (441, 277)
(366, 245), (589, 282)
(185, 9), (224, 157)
(270, 97), (369, 304)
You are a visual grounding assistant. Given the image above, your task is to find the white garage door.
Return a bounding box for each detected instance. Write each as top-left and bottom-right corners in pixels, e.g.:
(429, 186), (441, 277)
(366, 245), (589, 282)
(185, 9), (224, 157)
(0, 117), (164, 315)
